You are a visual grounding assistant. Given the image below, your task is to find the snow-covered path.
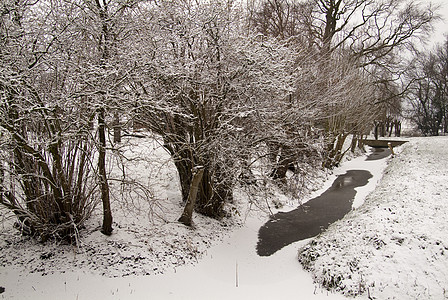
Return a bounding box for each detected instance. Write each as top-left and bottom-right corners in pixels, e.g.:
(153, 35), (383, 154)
(1, 146), (390, 299)
(0, 212), (346, 300)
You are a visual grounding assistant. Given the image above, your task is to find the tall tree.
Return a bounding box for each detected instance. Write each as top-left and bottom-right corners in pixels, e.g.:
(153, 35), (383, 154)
(70, 0), (143, 235)
(93, 0), (114, 235)
(133, 0), (296, 219)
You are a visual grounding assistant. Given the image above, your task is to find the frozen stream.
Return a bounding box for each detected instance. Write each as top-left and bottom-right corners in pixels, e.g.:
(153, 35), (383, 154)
(257, 148), (392, 256)
(257, 170), (373, 256)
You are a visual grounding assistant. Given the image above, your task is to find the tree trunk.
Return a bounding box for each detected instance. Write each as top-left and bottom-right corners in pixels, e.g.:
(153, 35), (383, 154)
(374, 122), (379, 140)
(395, 121), (402, 137)
(269, 144), (295, 182)
(113, 112), (121, 144)
(324, 133), (347, 169)
(174, 160), (193, 203)
(271, 153), (294, 182)
(178, 166), (204, 226)
(357, 135), (366, 152)
(169, 148), (230, 219)
(98, 108), (113, 235)
(380, 122), (386, 137)
(350, 135), (358, 153)
(195, 168), (229, 218)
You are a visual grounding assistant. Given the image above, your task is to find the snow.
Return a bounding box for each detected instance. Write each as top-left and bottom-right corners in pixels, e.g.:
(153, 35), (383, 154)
(1, 135), (446, 299)
(0, 213), (347, 300)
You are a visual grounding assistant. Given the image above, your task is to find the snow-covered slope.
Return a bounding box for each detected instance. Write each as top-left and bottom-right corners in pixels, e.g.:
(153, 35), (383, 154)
(299, 136), (448, 299)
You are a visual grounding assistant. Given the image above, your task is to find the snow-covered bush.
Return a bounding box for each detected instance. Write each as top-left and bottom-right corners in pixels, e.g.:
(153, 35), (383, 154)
(132, 0), (305, 220)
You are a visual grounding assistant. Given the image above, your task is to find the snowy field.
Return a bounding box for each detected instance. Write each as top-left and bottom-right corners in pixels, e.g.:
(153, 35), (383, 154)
(0, 135), (446, 299)
(300, 136), (448, 299)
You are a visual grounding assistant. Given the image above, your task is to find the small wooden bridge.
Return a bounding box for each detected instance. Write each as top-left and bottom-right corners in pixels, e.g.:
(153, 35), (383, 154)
(363, 139), (408, 148)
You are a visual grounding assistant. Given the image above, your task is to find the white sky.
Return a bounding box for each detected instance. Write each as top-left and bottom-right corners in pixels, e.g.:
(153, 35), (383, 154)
(429, 0), (448, 46)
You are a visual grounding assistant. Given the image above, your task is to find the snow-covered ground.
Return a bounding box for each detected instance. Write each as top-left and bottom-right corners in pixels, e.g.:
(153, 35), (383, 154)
(300, 136), (448, 299)
(0, 135), (445, 299)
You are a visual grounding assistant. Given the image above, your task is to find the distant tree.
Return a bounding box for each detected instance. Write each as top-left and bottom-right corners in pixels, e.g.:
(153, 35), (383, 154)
(407, 37), (448, 136)
(312, 0), (436, 165)
(439, 37), (448, 133)
(248, 0), (438, 168)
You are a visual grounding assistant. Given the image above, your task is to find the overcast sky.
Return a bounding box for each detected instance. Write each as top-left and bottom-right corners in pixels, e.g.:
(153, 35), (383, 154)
(429, 0), (448, 46)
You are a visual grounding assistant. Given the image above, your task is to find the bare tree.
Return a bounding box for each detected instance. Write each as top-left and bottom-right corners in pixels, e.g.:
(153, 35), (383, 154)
(407, 37), (448, 136)
(132, 0), (296, 220)
(68, 0), (145, 235)
(0, 0), (99, 240)
(0, 0), (143, 239)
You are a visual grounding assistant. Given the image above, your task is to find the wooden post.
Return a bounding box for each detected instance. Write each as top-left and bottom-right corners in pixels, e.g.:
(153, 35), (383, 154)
(388, 142), (395, 156)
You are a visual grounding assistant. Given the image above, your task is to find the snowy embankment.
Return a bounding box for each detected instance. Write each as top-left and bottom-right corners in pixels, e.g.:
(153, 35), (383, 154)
(0, 136), (237, 293)
(299, 137), (448, 299)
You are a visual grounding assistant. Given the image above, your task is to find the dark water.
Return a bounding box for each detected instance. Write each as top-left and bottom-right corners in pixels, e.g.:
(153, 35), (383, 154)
(256, 170), (373, 256)
(366, 147), (392, 161)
